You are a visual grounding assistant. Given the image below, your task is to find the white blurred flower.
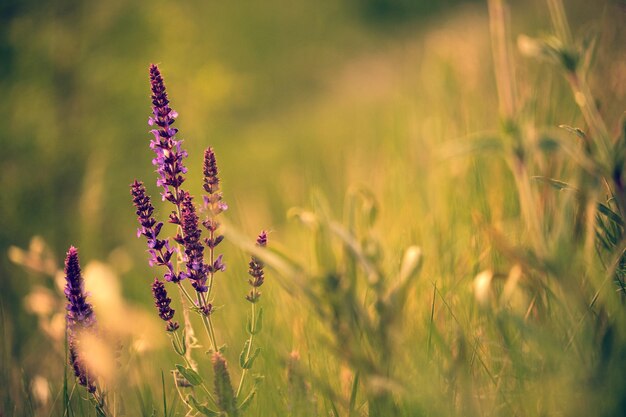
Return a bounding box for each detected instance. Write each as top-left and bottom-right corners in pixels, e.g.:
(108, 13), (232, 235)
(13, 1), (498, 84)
(31, 375), (50, 406)
(473, 270), (493, 307)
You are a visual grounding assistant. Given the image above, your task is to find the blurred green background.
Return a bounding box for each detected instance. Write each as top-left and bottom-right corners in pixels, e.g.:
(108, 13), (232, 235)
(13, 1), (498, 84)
(1, 0), (625, 415)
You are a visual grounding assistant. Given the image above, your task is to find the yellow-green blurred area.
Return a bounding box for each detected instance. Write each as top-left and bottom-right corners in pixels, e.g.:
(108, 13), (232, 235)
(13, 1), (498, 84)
(2, 0), (626, 415)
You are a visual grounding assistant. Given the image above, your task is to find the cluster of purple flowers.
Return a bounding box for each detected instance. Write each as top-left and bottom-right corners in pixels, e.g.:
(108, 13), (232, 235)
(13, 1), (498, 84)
(246, 231), (268, 303)
(64, 246), (97, 393)
(132, 64), (231, 328)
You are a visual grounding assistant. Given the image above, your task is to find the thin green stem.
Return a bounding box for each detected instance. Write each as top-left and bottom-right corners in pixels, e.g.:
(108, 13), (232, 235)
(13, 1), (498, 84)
(176, 282), (218, 352)
(196, 291), (218, 351)
(207, 228), (216, 299)
(177, 282), (196, 306)
(173, 331), (218, 405)
(236, 300), (256, 399)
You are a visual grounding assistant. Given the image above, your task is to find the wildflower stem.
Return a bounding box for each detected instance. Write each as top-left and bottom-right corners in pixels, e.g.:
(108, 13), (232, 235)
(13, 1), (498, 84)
(173, 331), (218, 405)
(236, 299), (256, 399)
(196, 291), (219, 351)
(177, 282), (197, 306)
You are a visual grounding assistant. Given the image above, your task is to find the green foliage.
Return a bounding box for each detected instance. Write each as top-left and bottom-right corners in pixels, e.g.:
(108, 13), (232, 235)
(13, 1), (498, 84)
(3, 0), (626, 416)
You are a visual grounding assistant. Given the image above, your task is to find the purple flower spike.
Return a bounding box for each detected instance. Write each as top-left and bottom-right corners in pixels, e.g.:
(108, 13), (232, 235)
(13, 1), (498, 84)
(64, 246), (97, 393)
(246, 231), (267, 303)
(181, 193), (209, 293)
(65, 247), (95, 331)
(202, 147), (228, 217)
(131, 180), (181, 283)
(203, 147), (220, 194)
(152, 278), (179, 332)
(200, 147), (228, 293)
(148, 64), (188, 210)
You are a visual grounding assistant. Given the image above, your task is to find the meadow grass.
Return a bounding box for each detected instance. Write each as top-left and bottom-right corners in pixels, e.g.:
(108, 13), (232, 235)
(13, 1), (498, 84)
(2, 0), (626, 416)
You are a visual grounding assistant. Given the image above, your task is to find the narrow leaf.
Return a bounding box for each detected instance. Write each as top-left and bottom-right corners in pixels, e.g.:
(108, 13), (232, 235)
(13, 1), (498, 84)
(243, 348), (261, 370)
(598, 202), (624, 226)
(532, 176), (573, 191)
(348, 371), (359, 417)
(559, 124), (587, 140)
(175, 365), (203, 386)
(237, 389), (256, 412)
(188, 395), (220, 416)
(239, 340), (250, 369)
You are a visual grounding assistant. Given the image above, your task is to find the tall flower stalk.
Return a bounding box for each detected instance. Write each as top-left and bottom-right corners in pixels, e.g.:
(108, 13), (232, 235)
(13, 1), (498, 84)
(202, 147), (228, 301)
(236, 231), (267, 399)
(131, 64), (267, 415)
(140, 65), (216, 350)
(64, 246), (107, 415)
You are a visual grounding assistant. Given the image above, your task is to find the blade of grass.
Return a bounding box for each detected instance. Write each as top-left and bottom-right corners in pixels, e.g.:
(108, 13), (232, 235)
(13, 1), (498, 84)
(161, 370), (167, 417)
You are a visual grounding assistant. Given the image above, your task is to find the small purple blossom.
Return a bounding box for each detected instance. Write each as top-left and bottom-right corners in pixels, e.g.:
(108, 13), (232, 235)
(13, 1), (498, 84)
(246, 231), (267, 303)
(64, 246), (97, 393)
(181, 192), (209, 293)
(152, 278), (179, 332)
(149, 64), (188, 213)
(209, 254), (226, 273)
(131, 180), (180, 283)
(199, 303), (213, 316)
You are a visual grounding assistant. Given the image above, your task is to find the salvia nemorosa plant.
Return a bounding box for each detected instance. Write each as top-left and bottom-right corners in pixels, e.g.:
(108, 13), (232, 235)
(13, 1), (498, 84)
(64, 246), (108, 415)
(130, 64), (266, 416)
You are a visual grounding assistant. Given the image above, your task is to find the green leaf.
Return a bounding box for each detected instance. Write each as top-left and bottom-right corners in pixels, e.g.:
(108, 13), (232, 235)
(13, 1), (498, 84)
(239, 340), (250, 369)
(558, 124), (586, 140)
(246, 308), (264, 335)
(348, 371), (359, 417)
(237, 389), (256, 412)
(598, 203), (624, 227)
(242, 348), (261, 370)
(532, 176), (573, 191)
(171, 337), (183, 356)
(188, 395), (220, 416)
(175, 365), (203, 386)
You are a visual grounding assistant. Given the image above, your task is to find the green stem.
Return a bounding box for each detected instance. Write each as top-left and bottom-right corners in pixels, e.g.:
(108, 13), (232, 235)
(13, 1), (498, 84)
(197, 291), (219, 351)
(173, 332), (218, 405)
(177, 282), (218, 352)
(236, 301), (256, 399)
